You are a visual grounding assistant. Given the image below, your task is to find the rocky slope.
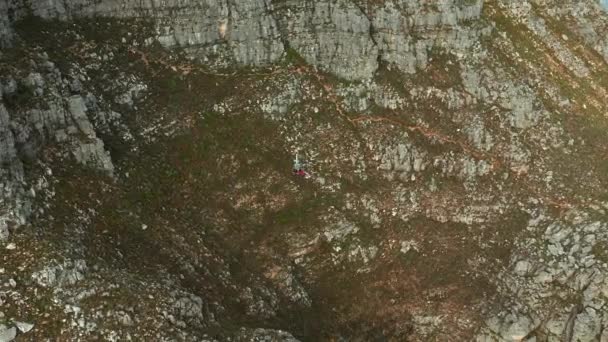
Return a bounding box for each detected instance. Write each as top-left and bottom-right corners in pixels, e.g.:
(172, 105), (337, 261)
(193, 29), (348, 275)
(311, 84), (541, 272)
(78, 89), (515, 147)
(1, 0), (608, 341)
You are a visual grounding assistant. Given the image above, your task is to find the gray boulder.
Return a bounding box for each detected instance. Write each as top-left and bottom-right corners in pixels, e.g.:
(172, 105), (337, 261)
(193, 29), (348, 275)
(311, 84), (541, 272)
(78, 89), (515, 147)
(14, 321), (34, 333)
(31, 259), (87, 288)
(0, 325), (16, 342)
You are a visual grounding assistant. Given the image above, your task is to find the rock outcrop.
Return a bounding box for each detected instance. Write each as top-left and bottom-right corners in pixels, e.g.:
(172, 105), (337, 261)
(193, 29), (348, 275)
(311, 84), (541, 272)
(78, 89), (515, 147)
(1, 0), (485, 80)
(0, 53), (116, 241)
(2, 0), (608, 341)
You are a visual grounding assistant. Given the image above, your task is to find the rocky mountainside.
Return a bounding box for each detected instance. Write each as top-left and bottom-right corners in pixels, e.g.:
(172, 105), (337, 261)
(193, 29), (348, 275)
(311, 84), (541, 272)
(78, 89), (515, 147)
(1, 0), (608, 340)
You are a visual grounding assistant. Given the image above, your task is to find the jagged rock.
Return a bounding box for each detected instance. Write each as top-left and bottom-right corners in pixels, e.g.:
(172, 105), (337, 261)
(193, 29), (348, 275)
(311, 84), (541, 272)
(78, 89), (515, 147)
(263, 265), (312, 307)
(322, 218), (359, 243)
(2, 0), (608, 340)
(0, 0), (482, 80)
(0, 325), (16, 342)
(481, 215), (608, 341)
(71, 140), (114, 174)
(69, 79), (83, 94)
(337, 81), (405, 112)
(0, 102), (24, 242)
(65, 96), (115, 174)
(233, 328), (301, 342)
(173, 293), (204, 320)
(31, 259), (87, 288)
(373, 0), (483, 74)
(483, 314), (536, 341)
(259, 77), (302, 119)
(0, 1), (15, 48)
(465, 119), (494, 151)
(514, 260), (531, 276)
(274, 0), (378, 80)
(23, 72), (45, 90)
(400, 240), (420, 254)
(15, 0), (284, 68)
(14, 321), (34, 333)
(376, 140), (427, 181)
(1, 77), (17, 95)
(238, 284), (280, 319)
(526, 16), (590, 78)
(68, 96), (95, 136)
(0, 65), (117, 239)
(116, 312), (133, 327)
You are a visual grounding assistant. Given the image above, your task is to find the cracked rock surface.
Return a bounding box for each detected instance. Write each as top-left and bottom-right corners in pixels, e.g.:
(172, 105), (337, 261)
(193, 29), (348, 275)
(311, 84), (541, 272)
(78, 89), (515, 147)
(2, 0), (608, 341)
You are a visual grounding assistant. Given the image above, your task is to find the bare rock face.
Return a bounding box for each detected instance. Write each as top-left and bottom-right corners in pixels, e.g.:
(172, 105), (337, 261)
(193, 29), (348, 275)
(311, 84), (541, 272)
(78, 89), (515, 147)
(274, 0), (379, 80)
(0, 0), (485, 80)
(233, 328), (301, 342)
(2, 0), (608, 341)
(32, 259), (87, 288)
(0, 54), (117, 241)
(8, 0), (285, 68)
(0, 102), (23, 241)
(0, 1), (13, 48)
(373, 0), (484, 74)
(0, 324), (17, 342)
(478, 213), (608, 341)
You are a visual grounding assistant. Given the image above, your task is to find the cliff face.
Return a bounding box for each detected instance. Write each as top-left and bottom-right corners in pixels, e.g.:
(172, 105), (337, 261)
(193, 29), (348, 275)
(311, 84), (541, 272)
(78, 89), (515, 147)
(1, 0), (485, 79)
(2, 0), (608, 341)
